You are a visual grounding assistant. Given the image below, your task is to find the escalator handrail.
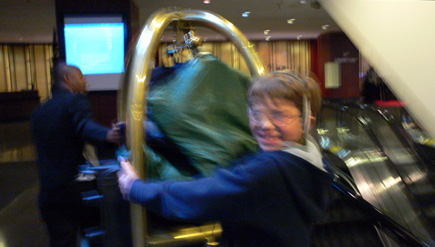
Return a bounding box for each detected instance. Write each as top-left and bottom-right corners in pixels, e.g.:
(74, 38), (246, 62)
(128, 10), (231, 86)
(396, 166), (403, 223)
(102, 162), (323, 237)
(331, 177), (431, 247)
(329, 163), (361, 197)
(336, 101), (434, 168)
(343, 102), (424, 157)
(323, 100), (428, 166)
(330, 101), (435, 230)
(322, 101), (431, 177)
(320, 101), (385, 155)
(320, 101), (433, 246)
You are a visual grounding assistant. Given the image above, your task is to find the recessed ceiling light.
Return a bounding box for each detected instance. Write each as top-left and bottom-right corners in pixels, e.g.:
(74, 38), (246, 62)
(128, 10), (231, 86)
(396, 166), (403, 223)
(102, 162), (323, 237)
(203, 0), (210, 4)
(297, 35), (302, 40)
(287, 19), (296, 24)
(265, 36), (271, 41)
(300, 0), (307, 4)
(322, 24), (329, 30)
(242, 11), (251, 17)
(264, 30), (270, 35)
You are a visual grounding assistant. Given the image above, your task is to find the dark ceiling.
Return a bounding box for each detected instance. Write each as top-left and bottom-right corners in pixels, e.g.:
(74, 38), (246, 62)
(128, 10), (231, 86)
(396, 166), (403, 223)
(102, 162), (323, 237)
(0, 0), (341, 43)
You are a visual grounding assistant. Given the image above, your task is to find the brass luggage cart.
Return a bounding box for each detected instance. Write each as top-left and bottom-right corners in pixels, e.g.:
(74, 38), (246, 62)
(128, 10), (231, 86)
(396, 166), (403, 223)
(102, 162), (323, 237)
(119, 8), (266, 246)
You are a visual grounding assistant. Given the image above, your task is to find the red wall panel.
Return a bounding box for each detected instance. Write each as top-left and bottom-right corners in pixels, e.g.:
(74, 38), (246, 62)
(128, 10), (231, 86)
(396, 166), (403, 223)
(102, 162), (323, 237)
(316, 32), (360, 99)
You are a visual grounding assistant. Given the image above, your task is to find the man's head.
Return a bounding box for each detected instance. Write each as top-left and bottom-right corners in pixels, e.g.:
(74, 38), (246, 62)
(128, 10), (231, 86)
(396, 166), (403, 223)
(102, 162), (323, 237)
(54, 63), (87, 93)
(248, 71), (322, 151)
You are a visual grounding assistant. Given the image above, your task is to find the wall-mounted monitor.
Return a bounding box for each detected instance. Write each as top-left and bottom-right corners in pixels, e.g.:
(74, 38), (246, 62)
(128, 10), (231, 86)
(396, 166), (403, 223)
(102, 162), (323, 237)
(64, 16), (125, 91)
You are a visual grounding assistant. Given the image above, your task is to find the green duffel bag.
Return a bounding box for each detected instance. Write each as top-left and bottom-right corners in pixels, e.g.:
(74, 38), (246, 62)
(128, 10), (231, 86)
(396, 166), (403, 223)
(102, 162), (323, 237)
(146, 53), (258, 180)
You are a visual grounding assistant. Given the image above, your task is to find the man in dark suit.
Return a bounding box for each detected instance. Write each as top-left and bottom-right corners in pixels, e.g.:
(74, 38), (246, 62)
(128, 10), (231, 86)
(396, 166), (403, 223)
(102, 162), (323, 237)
(31, 63), (121, 247)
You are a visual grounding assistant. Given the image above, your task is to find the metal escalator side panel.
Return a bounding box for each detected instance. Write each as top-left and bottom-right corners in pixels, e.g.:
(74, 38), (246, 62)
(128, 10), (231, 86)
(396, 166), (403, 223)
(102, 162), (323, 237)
(316, 102), (435, 246)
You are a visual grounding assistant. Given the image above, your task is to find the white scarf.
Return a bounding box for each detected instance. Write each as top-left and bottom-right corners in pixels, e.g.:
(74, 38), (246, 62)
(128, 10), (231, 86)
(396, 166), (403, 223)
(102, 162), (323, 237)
(281, 134), (326, 172)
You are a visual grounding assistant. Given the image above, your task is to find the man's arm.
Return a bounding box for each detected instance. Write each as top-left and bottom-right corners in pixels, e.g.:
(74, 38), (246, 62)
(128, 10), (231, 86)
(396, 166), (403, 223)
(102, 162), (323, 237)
(69, 94), (120, 144)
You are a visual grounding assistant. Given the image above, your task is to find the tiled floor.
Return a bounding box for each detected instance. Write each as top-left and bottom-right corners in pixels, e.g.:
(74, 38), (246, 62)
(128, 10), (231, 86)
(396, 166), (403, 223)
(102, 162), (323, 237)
(0, 120), (50, 247)
(0, 121), (36, 163)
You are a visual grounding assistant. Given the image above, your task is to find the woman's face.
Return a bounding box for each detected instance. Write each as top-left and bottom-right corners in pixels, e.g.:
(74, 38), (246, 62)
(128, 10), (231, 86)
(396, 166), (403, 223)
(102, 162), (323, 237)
(249, 96), (305, 151)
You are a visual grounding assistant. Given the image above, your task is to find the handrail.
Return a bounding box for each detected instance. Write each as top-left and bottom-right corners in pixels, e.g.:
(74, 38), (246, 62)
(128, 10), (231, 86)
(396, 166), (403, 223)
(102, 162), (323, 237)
(321, 100), (435, 245)
(332, 177), (430, 247)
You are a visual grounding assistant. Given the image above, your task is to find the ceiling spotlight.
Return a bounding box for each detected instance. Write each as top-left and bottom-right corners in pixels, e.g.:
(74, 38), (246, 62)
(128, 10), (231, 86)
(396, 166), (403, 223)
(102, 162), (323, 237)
(300, 0), (307, 4)
(264, 30), (270, 35)
(322, 24), (329, 30)
(265, 36), (271, 41)
(297, 35), (302, 40)
(242, 11), (251, 17)
(287, 19), (295, 24)
(203, 0), (210, 4)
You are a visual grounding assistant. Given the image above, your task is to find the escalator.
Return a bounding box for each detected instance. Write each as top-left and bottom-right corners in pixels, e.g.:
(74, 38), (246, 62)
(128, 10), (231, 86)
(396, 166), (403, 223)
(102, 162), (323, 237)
(344, 101), (435, 229)
(312, 101), (435, 247)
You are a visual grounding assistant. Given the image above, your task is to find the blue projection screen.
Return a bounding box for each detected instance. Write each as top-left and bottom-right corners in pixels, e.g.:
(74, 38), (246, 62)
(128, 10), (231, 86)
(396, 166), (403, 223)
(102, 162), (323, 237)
(64, 16), (125, 90)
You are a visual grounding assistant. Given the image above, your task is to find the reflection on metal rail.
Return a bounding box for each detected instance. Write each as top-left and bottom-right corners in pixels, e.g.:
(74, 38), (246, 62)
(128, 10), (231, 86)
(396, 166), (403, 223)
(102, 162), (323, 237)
(147, 223), (222, 247)
(119, 7), (266, 247)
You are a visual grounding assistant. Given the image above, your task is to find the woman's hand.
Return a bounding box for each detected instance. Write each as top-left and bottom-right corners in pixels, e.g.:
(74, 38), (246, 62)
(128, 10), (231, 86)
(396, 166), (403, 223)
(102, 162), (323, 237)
(117, 156), (140, 200)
